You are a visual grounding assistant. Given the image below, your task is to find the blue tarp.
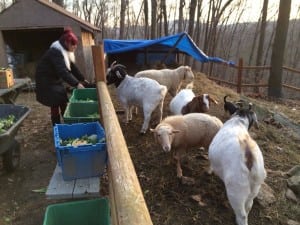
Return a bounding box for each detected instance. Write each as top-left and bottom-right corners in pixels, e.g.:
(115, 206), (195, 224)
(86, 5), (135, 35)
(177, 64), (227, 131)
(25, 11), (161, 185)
(104, 32), (234, 65)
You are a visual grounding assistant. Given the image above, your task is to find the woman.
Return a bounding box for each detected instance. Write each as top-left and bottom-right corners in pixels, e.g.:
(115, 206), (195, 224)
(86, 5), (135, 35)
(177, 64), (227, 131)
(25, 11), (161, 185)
(35, 27), (87, 125)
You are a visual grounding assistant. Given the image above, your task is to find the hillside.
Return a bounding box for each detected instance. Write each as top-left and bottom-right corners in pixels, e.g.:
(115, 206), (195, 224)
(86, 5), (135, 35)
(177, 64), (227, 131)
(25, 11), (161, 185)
(0, 72), (299, 225)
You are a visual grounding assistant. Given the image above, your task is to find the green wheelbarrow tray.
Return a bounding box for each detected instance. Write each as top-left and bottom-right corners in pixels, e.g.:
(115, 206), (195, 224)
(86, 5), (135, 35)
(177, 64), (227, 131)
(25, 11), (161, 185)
(0, 104), (30, 172)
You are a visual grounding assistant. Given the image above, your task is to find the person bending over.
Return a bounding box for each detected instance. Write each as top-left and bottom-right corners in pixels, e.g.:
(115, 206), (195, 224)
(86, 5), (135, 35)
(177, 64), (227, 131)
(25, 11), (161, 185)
(35, 27), (87, 125)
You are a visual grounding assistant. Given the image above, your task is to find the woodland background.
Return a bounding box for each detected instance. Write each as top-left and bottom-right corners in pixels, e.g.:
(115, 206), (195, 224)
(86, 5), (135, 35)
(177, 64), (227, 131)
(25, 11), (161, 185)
(1, 0), (300, 99)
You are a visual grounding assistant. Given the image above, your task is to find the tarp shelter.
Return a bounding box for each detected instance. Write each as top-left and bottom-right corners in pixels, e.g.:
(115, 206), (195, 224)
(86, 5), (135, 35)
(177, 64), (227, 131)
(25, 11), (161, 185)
(104, 32), (234, 69)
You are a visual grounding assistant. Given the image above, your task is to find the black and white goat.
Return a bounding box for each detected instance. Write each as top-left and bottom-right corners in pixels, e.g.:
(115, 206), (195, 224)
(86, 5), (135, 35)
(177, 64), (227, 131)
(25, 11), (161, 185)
(106, 62), (168, 134)
(208, 103), (266, 225)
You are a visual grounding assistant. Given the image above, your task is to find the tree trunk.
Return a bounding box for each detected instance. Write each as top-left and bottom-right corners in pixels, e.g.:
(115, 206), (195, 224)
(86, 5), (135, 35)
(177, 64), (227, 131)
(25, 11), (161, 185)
(144, 0), (149, 39)
(185, 0), (197, 65)
(119, 0), (127, 39)
(268, 0), (291, 98)
(150, 0), (157, 38)
(178, 0), (185, 33)
(161, 0), (168, 36)
(254, 0), (268, 92)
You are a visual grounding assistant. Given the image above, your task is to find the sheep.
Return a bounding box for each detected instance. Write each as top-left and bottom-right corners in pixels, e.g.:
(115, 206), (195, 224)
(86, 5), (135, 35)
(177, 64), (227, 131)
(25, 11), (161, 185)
(208, 103), (266, 225)
(106, 61), (168, 134)
(135, 65), (194, 97)
(150, 113), (223, 185)
(169, 88), (218, 115)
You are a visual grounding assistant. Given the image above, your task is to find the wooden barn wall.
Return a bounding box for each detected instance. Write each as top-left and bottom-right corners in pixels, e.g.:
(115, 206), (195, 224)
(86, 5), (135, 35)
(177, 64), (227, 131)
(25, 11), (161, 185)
(0, 0), (100, 81)
(0, 32), (8, 68)
(81, 30), (95, 82)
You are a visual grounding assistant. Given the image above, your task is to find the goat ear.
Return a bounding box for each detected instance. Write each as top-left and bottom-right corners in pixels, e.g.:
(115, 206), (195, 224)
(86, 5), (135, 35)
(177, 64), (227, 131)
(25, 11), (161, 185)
(172, 130), (180, 133)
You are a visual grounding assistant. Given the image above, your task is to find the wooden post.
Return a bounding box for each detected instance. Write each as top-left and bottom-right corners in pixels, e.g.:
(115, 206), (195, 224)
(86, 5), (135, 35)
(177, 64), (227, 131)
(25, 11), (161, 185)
(92, 44), (153, 225)
(92, 44), (106, 82)
(237, 58), (243, 93)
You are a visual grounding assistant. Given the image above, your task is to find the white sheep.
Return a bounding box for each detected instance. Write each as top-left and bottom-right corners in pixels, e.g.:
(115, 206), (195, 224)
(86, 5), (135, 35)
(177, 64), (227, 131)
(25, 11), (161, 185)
(169, 88), (218, 115)
(208, 104), (266, 225)
(106, 62), (168, 134)
(135, 65), (194, 97)
(150, 113), (223, 185)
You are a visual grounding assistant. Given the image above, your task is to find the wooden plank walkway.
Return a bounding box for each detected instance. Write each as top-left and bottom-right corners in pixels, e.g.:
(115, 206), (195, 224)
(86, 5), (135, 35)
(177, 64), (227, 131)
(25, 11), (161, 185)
(46, 164), (100, 200)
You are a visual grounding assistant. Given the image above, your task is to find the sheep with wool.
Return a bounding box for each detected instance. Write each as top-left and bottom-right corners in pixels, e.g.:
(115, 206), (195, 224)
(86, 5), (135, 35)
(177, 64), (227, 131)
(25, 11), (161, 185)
(106, 62), (168, 134)
(208, 103), (266, 225)
(135, 65), (194, 97)
(169, 88), (218, 115)
(150, 113), (223, 184)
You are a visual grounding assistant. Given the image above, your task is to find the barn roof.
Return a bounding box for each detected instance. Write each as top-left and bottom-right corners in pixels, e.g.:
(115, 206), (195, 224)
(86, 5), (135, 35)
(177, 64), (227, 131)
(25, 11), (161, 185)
(104, 32), (234, 65)
(0, 0), (100, 33)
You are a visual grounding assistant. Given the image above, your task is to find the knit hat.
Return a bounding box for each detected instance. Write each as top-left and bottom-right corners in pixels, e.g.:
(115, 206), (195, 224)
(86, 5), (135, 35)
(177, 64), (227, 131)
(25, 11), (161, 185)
(59, 27), (78, 49)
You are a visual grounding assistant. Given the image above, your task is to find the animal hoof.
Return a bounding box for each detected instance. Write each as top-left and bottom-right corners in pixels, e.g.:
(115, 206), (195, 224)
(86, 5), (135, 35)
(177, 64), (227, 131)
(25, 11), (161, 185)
(181, 176), (195, 185)
(139, 130), (146, 135)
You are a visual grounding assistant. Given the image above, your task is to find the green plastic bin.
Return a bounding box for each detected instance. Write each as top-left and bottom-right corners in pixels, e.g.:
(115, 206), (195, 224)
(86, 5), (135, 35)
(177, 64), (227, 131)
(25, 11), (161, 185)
(63, 102), (100, 123)
(43, 198), (110, 225)
(69, 88), (98, 103)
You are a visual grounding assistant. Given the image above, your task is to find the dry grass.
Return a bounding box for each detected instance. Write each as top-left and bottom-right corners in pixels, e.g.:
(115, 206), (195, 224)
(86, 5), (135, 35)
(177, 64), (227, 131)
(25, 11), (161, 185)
(108, 72), (300, 225)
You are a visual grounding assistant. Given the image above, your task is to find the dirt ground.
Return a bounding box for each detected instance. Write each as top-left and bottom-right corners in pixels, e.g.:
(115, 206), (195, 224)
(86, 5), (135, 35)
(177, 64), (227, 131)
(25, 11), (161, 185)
(0, 73), (299, 225)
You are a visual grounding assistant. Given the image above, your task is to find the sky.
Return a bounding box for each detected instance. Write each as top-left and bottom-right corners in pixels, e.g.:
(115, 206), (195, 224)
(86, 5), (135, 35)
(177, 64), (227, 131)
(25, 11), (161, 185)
(131, 0), (300, 24)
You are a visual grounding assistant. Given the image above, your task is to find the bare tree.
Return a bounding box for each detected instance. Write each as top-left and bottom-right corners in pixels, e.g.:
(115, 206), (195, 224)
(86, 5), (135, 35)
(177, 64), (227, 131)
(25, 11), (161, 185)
(82, 0), (93, 23)
(144, 0), (149, 39)
(150, 0), (157, 38)
(254, 0), (268, 92)
(268, 0), (291, 98)
(187, 0), (197, 37)
(178, 0), (185, 33)
(161, 0), (168, 36)
(119, 0), (128, 39)
(185, 0), (197, 65)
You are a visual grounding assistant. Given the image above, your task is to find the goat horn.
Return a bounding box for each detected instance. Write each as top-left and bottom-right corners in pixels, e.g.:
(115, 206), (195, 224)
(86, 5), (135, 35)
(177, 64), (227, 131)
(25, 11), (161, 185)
(110, 61), (117, 69)
(236, 101), (244, 108)
(113, 64), (127, 70)
(248, 102), (253, 110)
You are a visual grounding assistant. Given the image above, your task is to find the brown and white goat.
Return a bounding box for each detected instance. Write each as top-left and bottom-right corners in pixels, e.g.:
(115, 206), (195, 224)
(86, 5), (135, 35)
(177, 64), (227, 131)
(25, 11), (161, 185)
(208, 104), (266, 225)
(169, 88), (218, 115)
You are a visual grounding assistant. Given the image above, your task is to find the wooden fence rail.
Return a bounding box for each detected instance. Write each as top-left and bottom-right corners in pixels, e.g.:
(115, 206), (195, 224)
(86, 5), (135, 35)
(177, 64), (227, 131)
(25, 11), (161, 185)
(210, 58), (300, 94)
(92, 45), (153, 225)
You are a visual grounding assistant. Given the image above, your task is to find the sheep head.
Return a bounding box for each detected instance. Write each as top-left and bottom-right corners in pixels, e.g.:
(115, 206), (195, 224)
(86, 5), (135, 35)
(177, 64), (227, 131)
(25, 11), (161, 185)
(150, 124), (180, 152)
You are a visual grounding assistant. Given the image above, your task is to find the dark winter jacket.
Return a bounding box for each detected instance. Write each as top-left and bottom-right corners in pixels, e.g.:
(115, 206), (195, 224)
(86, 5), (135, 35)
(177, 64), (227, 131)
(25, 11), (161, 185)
(35, 41), (85, 107)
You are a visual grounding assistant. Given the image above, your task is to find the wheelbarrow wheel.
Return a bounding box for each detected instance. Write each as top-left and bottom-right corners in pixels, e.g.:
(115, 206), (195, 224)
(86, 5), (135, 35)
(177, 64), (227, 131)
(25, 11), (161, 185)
(3, 140), (21, 172)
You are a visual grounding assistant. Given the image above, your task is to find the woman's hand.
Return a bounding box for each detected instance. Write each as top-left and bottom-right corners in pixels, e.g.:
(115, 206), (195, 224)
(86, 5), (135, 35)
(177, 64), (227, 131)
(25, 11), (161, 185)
(77, 83), (85, 89)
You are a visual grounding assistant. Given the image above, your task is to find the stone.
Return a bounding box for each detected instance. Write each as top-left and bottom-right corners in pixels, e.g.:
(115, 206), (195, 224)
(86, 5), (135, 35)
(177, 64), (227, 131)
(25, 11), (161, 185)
(285, 188), (299, 203)
(256, 182), (276, 207)
(287, 175), (300, 197)
(287, 165), (300, 177)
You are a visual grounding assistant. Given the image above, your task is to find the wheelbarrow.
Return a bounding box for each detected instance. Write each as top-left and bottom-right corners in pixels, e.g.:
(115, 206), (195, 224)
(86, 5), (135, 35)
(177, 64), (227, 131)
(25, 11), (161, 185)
(0, 104), (30, 172)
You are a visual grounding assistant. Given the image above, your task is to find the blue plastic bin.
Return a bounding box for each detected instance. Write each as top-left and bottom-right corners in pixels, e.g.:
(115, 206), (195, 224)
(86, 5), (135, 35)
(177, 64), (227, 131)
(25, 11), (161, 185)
(53, 122), (107, 180)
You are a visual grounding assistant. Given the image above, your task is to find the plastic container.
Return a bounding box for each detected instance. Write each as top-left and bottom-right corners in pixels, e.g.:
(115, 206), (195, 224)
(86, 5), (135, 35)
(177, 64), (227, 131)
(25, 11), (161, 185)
(69, 88), (98, 103)
(43, 198), (110, 225)
(63, 102), (100, 124)
(53, 122), (107, 180)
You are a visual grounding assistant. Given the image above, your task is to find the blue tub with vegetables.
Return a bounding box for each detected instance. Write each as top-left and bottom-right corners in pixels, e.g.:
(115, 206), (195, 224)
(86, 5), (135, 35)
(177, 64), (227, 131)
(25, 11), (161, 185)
(53, 122), (107, 181)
